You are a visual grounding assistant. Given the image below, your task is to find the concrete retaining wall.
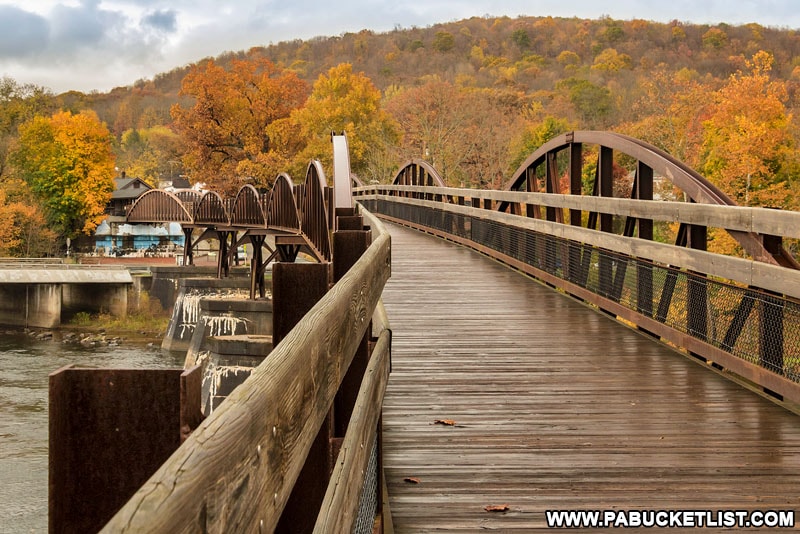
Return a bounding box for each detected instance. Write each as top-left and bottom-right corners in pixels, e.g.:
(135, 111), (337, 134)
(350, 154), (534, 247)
(0, 284), (62, 328)
(62, 283), (127, 320)
(161, 278), (259, 353)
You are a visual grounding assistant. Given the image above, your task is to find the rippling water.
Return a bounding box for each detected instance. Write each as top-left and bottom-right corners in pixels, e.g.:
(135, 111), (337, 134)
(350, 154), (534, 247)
(0, 333), (184, 534)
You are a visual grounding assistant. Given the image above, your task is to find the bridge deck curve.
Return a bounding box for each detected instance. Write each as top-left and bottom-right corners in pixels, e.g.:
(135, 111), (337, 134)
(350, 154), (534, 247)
(381, 223), (800, 531)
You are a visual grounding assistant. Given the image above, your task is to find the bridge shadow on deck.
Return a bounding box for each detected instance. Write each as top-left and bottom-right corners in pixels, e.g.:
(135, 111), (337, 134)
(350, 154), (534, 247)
(381, 223), (800, 532)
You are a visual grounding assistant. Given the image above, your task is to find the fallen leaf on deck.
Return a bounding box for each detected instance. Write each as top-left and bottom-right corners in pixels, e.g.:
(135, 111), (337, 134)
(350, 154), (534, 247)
(404, 477), (421, 484)
(434, 419), (456, 426)
(484, 504), (510, 512)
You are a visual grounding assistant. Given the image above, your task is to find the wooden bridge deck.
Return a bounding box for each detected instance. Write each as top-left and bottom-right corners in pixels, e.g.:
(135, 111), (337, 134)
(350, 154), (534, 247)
(380, 223), (800, 532)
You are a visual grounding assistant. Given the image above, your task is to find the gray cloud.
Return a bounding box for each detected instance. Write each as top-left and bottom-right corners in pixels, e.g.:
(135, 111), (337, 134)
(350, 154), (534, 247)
(142, 9), (178, 33)
(49, 1), (126, 54)
(1, 0), (800, 94)
(0, 5), (49, 58)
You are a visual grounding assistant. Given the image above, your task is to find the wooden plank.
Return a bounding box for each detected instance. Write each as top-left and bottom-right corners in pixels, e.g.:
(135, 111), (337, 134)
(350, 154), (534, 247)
(314, 330), (391, 533)
(380, 223), (800, 532)
(101, 217), (391, 533)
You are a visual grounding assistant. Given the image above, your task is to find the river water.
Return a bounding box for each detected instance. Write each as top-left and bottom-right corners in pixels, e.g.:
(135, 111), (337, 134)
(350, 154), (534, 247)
(0, 332), (184, 534)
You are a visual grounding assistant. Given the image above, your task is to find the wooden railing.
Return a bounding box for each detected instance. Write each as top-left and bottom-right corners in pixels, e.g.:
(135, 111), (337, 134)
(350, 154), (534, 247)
(101, 208), (391, 533)
(356, 185), (800, 404)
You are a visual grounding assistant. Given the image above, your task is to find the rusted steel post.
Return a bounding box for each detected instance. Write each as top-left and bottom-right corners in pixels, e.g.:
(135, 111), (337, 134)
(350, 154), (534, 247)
(687, 220), (708, 343)
(598, 146), (614, 297)
(182, 227), (194, 266)
(567, 143), (583, 284)
(332, 224), (372, 439)
(273, 261), (332, 534)
(636, 162), (654, 317)
(49, 366), (198, 534)
(759, 233), (786, 386)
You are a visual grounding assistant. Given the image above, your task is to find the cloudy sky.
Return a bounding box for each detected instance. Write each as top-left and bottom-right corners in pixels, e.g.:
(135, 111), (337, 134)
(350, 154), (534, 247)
(1, 0), (799, 94)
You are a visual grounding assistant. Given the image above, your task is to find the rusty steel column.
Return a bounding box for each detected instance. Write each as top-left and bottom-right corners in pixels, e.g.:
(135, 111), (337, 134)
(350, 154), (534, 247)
(49, 366), (200, 534)
(598, 146), (614, 297)
(687, 214), (708, 344)
(636, 162), (654, 318)
(273, 261), (331, 534)
(332, 221), (372, 440)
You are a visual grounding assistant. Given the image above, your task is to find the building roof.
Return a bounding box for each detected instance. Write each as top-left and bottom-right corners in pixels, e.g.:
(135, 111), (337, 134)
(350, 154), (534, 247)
(111, 176), (151, 201)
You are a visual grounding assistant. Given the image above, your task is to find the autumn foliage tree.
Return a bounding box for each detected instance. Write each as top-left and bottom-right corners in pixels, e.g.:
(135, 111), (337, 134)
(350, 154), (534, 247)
(0, 77), (54, 179)
(280, 63), (400, 182)
(700, 51), (797, 209)
(11, 110), (115, 237)
(171, 57), (308, 194)
(386, 79), (524, 187)
(115, 125), (184, 186)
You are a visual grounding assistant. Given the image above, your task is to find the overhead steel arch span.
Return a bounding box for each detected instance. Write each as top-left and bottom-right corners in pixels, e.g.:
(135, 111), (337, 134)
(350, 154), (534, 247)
(392, 159), (447, 188)
(231, 184), (267, 228)
(126, 189), (193, 223)
(193, 190), (229, 226)
(267, 173), (300, 233)
(503, 130), (798, 268)
(300, 160), (332, 262)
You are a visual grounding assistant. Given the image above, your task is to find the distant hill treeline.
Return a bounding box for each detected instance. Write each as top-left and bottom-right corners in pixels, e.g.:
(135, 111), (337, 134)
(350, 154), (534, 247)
(68, 15), (800, 136)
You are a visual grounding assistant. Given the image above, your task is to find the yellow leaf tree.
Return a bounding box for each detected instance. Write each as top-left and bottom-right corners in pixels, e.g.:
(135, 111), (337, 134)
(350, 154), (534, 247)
(280, 63), (400, 182)
(12, 110), (115, 237)
(700, 51), (796, 209)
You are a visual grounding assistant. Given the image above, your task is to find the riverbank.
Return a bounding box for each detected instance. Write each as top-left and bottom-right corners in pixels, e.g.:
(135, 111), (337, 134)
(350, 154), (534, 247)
(7, 300), (172, 349)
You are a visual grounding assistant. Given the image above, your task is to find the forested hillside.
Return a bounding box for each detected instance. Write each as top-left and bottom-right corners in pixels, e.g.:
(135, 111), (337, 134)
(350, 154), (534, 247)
(94, 16), (800, 131)
(1, 15), (800, 256)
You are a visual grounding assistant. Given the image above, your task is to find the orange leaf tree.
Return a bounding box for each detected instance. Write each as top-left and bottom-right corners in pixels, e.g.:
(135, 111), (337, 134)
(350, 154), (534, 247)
(386, 79), (523, 187)
(171, 57), (308, 194)
(12, 110), (115, 237)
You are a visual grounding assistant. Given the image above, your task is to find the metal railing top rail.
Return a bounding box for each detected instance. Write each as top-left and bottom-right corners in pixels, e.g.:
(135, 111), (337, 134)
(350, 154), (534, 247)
(365, 194), (800, 302)
(354, 185), (800, 241)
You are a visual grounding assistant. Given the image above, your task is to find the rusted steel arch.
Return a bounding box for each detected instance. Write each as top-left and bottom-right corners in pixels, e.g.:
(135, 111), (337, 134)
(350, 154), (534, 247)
(300, 160), (332, 262)
(391, 159), (447, 187)
(504, 130), (795, 267)
(173, 190), (202, 204)
(193, 191), (230, 226)
(267, 173), (300, 233)
(231, 184), (267, 228)
(126, 189), (192, 223)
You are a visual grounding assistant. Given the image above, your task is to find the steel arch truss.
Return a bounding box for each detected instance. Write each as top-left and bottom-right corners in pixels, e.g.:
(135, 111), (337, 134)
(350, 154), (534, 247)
(502, 130), (798, 269)
(125, 162), (335, 296)
(392, 159), (447, 188)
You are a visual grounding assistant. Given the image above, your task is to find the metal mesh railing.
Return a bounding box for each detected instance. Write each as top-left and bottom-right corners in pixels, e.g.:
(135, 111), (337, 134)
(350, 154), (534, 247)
(363, 198), (800, 383)
(352, 434), (379, 534)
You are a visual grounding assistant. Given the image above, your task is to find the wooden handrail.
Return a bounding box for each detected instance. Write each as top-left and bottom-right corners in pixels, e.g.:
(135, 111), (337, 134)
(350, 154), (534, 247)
(101, 209), (391, 533)
(363, 193), (800, 300)
(354, 185), (800, 241)
(314, 328), (391, 533)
